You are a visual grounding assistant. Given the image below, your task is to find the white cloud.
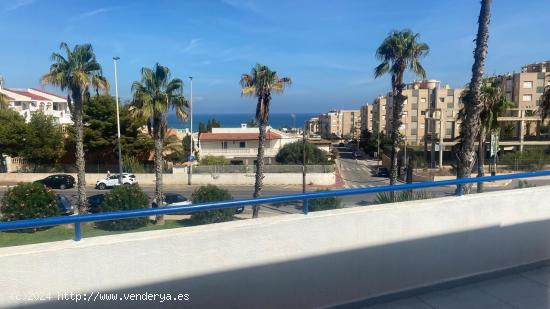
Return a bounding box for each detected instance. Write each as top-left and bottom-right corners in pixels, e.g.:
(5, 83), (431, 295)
(4, 0), (35, 12)
(73, 7), (114, 20)
(181, 38), (202, 53)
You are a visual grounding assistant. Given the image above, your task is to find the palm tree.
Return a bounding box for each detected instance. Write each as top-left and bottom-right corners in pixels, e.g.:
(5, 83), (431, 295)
(374, 29), (429, 185)
(42, 43), (108, 213)
(0, 92), (8, 110)
(240, 64), (291, 218)
(130, 63), (188, 224)
(459, 79), (513, 192)
(539, 85), (550, 123)
(456, 0), (492, 192)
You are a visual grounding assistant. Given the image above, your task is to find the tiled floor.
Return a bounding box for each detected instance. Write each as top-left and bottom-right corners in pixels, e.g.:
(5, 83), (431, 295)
(366, 265), (550, 309)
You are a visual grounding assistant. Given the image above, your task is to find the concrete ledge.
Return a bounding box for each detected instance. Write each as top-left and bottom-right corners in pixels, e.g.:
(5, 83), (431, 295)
(1, 186), (550, 308)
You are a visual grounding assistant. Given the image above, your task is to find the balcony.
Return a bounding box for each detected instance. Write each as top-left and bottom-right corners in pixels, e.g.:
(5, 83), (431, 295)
(1, 173), (550, 308)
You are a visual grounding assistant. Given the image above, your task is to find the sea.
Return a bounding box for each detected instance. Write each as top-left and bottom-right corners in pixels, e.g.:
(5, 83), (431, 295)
(167, 113), (317, 131)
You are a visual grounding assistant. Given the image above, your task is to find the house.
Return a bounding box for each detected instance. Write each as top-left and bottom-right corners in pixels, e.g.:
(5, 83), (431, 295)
(308, 138), (332, 153)
(198, 124), (299, 165)
(0, 84), (72, 125)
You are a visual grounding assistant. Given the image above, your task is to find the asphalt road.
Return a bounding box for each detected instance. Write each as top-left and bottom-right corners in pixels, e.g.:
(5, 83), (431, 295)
(1, 147), (548, 217)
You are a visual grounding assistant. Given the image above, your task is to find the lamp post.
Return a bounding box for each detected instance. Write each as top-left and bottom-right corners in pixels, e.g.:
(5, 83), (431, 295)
(188, 76), (193, 185)
(113, 57), (123, 185)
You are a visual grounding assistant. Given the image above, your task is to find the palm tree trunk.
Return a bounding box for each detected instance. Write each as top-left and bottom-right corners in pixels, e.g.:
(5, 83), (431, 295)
(457, 0), (492, 194)
(477, 127), (486, 193)
(154, 115), (164, 225)
(72, 90), (87, 213)
(390, 73), (405, 186)
(252, 119), (267, 218)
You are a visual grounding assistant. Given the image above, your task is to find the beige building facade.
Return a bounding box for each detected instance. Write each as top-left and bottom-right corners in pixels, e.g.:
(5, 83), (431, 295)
(318, 109), (361, 140)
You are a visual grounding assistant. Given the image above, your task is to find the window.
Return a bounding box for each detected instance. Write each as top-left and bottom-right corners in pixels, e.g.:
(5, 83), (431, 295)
(222, 141), (228, 149)
(411, 129), (417, 135)
(439, 97), (445, 103)
(523, 81), (533, 89)
(239, 141), (246, 148)
(412, 103), (418, 110)
(420, 97), (426, 103)
(447, 103), (454, 109)
(411, 116), (418, 122)
(522, 94), (532, 102)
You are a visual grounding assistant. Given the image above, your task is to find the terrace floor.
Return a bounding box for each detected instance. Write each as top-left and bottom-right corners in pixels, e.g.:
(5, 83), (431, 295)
(365, 264), (550, 309)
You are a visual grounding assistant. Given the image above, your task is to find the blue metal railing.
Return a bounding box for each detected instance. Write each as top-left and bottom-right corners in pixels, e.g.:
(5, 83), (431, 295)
(1, 170), (549, 242)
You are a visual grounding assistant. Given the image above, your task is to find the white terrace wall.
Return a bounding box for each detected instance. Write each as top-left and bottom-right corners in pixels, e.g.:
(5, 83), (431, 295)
(1, 186), (550, 308)
(0, 172), (335, 186)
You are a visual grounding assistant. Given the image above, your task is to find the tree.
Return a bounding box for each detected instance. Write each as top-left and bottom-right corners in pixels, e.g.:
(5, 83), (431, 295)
(540, 85), (550, 123)
(78, 95), (153, 163)
(0, 109), (27, 157)
(456, 0), (492, 193)
(198, 118), (221, 133)
(458, 79), (513, 192)
(374, 30), (429, 185)
(0, 92), (8, 110)
(190, 185), (234, 224)
(130, 63), (188, 225)
(276, 141), (330, 165)
(240, 64), (291, 218)
(22, 112), (65, 170)
(41, 42), (109, 213)
(246, 118), (258, 128)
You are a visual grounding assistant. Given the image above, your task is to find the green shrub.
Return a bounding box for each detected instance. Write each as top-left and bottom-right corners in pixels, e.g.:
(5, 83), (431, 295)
(308, 191), (342, 212)
(0, 183), (59, 224)
(95, 184), (149, 231)
(200, 155), (229, 166)
(191, 185), (234, 224)
(123, 155), (146, 173)
(375, 190), (432, 204)
(276, 141), (331, 165)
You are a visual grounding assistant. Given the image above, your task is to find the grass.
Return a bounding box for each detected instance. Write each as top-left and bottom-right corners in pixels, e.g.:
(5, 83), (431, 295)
(0, 218), (198, 248)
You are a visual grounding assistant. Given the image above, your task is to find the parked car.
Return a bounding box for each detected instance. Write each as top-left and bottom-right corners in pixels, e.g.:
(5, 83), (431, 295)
(87, 194), (105, 213)
(95, 173), (137, 190)
(375, 167), (389, 177)
(56, 194), (74, 215)
(35, 174), (75, 190)
(153, 193), (244, 214)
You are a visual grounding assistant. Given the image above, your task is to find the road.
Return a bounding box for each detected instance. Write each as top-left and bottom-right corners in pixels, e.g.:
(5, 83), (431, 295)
(1, 146), (548, 217)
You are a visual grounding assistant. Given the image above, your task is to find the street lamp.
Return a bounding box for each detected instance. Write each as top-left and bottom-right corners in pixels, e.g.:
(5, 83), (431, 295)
(113, 57), (123, 185)
(187, 76), (193, 185)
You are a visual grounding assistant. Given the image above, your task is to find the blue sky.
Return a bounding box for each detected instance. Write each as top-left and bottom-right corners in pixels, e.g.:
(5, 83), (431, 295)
(0, 0), (549, 114)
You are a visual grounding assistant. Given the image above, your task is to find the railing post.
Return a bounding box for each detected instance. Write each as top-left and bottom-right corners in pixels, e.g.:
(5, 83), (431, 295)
(303, 199), (309, 215)
(74, 223), (81, 241)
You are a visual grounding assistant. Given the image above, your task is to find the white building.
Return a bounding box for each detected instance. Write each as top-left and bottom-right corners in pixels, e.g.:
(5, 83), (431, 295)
(0, 86), (72, 125)
(198, 124), (300, 165)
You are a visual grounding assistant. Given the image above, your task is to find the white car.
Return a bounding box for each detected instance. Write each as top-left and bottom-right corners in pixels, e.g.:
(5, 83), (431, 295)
(95, 173), (138, 190)
(152, 193), (193, 208)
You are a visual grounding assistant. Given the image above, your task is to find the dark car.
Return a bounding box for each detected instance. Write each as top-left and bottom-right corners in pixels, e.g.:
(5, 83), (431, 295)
(56, 194), (74, 215)
(36, 174), (75, 190)
(154, 193), (244, 214)
(87, 194), (105, 213)
(376, 167), (389, 177)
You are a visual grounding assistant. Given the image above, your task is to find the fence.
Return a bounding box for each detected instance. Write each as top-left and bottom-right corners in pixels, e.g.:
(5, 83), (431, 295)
(1, 170), (549, 242)
(191, 164), (335, 174)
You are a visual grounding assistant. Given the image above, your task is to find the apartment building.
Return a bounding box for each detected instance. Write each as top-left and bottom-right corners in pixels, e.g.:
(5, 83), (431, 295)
(318, 109), (361, 140)
(371, 96), (388, 136)
(384, 80), (464, 147)
(0, 84), (72, 125)
(306, 117), (320, 137)
(497, 61), (550, 109)
(360, 104), (373, 133)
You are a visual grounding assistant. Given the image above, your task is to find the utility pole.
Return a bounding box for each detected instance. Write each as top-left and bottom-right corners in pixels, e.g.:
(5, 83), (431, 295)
(113, 57), (123, 185)
(188, 76), (193, 185)
(302, 121), (307, 194)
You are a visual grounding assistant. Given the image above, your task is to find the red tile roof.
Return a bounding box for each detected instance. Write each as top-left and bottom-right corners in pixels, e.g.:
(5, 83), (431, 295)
(199, 131), (282, 141)
(6, 89), (50, 101)
(30, 88), (66, 100)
